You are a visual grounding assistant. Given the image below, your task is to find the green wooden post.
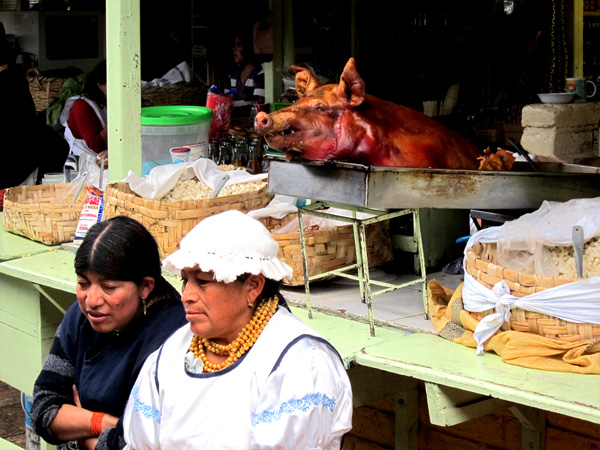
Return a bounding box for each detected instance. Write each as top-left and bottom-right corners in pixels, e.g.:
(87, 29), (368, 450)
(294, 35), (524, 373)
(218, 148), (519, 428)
(105, 0), (142, 182)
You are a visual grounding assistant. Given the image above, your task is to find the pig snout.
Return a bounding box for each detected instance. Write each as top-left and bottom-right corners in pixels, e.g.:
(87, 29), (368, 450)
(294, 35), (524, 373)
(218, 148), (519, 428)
(254, 112), (273, 134)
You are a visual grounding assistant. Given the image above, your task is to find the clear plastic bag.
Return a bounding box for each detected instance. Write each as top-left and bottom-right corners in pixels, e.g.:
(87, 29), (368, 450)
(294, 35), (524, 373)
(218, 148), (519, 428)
(496, 197), (600, 276)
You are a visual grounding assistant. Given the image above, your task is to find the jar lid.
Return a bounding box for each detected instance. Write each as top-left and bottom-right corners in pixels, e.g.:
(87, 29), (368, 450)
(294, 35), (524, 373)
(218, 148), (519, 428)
(141, 105), (213, 126)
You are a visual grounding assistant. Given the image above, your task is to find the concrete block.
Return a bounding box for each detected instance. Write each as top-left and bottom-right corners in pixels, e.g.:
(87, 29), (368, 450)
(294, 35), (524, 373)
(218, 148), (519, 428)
(521, 102), (600, 160)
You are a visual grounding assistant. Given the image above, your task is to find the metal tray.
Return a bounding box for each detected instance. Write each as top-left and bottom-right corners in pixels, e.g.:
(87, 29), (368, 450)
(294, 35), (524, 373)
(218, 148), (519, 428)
(267, 156), (600, 210)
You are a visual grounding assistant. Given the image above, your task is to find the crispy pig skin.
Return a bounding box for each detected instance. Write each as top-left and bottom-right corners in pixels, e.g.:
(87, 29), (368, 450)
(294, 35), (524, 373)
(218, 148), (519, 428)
(477, 147), (516, 171)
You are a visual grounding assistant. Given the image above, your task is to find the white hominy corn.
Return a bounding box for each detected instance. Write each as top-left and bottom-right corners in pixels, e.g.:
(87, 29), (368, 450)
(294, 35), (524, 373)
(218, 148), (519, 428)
(161, 178), (266, 202)
(547, 236), (600, 279)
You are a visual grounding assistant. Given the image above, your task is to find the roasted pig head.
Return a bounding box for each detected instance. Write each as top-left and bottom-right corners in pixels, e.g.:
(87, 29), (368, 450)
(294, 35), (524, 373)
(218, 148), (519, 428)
(255, 58), (482, 169)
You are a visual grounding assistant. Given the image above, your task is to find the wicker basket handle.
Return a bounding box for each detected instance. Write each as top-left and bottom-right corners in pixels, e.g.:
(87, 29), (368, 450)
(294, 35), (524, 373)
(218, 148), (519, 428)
(26, 67), (44, 91)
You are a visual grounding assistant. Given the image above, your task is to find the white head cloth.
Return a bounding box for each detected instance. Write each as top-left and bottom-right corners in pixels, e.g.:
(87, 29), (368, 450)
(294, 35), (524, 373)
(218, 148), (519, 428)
(162, 210), (293, 283)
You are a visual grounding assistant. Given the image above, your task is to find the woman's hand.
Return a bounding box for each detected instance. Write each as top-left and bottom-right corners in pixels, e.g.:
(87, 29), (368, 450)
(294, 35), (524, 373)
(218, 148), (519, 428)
(78, 437), (99, 450)
(74, 385), (118, 429)
(73, 384), (81, 407)
(95, 150), (108, 169)
(49, 385), (119, 443)
(102, 413), (119, 430)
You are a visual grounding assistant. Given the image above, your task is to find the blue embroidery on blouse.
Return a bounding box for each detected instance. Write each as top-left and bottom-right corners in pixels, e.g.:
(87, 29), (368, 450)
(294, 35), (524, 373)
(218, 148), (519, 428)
(131, 386), (162, 424)
(252, 393), (336, 426)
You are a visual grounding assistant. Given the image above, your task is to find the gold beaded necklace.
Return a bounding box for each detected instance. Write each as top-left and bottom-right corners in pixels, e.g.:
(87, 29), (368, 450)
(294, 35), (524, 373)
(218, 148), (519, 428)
(188, 296), (279, 373)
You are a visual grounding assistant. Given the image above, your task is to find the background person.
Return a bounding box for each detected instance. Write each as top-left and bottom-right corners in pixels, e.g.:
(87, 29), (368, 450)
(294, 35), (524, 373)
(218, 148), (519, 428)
(0, 22), (68, 189)
(224, 28), (265, 122)
(31, 216), (187, 450)
(59, 59), (108, 186)
(123, 210), (353, 450)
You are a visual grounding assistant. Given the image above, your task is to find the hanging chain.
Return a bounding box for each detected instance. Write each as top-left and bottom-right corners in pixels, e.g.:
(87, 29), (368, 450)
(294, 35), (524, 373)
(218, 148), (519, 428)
(549, 0), (568, 92)
(561, 0), (568, 85)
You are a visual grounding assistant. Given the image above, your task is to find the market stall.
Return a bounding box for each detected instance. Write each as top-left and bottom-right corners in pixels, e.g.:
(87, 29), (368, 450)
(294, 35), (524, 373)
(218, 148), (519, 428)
(2, 226), (600, 450)
(3, 1), (600, 449)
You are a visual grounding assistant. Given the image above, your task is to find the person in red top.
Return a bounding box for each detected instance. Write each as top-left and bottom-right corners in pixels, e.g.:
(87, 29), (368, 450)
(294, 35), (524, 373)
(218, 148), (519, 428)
(60, 60), (107, 156)
(60, 60), (107, 185)
(66, 93), (107, 154)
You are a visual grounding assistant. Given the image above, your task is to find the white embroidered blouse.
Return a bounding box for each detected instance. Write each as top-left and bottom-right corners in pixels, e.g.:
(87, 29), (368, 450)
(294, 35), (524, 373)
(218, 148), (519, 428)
(123, 307), (353, 450)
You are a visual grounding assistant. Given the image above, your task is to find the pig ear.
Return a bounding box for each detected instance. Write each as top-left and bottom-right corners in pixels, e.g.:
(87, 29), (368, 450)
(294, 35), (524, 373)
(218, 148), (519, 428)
(336, 58), (365, 107)
(292, 65), (321, 98)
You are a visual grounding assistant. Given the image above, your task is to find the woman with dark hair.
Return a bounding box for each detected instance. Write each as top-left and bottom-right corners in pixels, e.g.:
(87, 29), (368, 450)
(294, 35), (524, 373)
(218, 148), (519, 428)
(123, 210), (352, 449)
(225, 28), (265, 121)
(31, 216), (186, 450)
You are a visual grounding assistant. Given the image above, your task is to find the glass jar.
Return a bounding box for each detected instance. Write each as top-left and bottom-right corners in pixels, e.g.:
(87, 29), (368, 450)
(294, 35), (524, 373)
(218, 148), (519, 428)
(237, 142), (248, 167)
(247, 144), (261, 174)
(209, 139), (220, 163)
(261, 143), (270, 173)
(218, 142), (232, 165)
(42, 172), (65, 185)
(231, 145), (242, 167)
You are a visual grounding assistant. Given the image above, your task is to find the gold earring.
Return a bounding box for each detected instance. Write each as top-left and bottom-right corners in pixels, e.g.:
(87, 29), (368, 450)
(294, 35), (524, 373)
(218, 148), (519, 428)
(142, 297), (148, 315)
(247, 297), (253, 308)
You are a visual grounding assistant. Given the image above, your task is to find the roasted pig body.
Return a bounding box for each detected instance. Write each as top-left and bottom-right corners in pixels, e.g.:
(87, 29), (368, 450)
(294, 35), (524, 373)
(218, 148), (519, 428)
(255, 58), (483, 169)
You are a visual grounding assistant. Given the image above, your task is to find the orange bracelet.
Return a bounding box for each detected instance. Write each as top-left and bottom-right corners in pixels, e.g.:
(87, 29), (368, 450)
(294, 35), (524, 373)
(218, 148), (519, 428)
(90, 412), (105, 437)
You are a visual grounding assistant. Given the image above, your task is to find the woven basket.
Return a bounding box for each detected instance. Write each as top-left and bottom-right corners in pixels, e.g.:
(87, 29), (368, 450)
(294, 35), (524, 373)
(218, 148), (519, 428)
(261, 214), (394, 286)
(2, 184), (85, 245)
(465, 242), (600, 342)
(141, 84), (208, 107)
(26, 67), (67, 112)
(103, 181), (273, 259)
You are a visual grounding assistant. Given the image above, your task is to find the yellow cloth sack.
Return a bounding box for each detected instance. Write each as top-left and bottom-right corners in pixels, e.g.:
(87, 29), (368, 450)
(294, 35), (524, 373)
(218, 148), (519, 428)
(428, 279), (600, 374)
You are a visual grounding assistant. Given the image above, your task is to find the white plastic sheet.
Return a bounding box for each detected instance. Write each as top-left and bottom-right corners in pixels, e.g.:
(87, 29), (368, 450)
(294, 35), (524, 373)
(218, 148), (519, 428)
(496, 197), (600, 276)
(246, 195), (298, 221)
(141, 61), (194, 88)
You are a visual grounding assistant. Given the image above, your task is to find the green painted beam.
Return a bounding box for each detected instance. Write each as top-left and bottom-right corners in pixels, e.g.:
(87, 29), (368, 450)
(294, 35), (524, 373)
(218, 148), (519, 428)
(106, 0), (142, 182)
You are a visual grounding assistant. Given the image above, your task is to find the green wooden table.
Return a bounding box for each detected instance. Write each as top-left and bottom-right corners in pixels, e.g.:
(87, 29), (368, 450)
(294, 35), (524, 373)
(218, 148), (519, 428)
(0, 228), (75, 450)
(0, 250), (77, 395)
(0, 213), (59, 262)
(291, 305), (600, 448)
(1, 237), (599, 450)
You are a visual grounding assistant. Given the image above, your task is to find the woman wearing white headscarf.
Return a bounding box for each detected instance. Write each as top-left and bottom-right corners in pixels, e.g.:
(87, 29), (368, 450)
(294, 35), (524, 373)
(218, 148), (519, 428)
(122, 210), (352, 450)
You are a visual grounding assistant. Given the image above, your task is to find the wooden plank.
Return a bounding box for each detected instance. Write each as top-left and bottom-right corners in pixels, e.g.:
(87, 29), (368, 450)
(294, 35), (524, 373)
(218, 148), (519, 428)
(0, 215), (56, 262)
(0, 251), (77, 294)
(509, 406), (545, 450)
(348, 364), (417, 407)
(425, 382), (513, 427)
(396, 388), (419, 450)
(354, 332), (600, 425)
